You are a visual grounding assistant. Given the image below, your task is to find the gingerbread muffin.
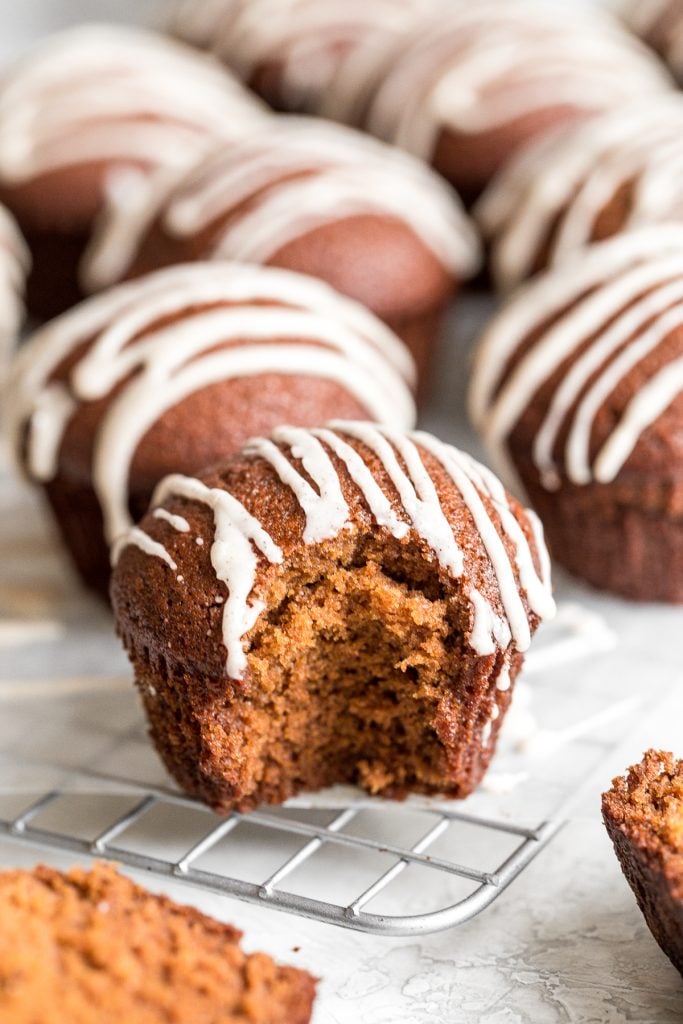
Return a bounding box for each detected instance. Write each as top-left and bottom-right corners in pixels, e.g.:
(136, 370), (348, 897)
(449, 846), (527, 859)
(171, 0), (441, 119)
(82, 117), (481, 382)
(0, 203), (29, 374)
(477, 96), (683, 292)
(0, 861), (316, 1022)
(0, 24), (268, 319)
(362, 1), (672, 202)
(469, 225), (683, 602)
(111, 420), (555, 812)
(603, 750), (683, 978)
(623, 0), (683, 82)
(6, 262), (415, 595)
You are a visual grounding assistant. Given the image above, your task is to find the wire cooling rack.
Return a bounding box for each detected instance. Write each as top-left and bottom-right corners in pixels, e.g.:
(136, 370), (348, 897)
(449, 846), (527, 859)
(0, 599), (628, 936)
(0, 766), (562, 936)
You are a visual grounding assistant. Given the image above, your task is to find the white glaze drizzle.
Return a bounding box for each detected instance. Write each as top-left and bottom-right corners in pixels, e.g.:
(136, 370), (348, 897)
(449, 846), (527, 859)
(244, 427), (349, 544)
(115, 422), (552, 677)
(496, 663), (511, 693)
(83, 117), (480, 292)
(151, 473), (283, 679)
(153, 508), (190, 533)
(414, 431), (554, 650)
(331, 421), (464, 578)
(364, 1), (670, 164)
(594, 356), (683, 483)
(0, 24), (267, 186)
(477, 97), (683, 291)
(470, 227), (683, 490)
(7, 262), (416, 544)
(110, 526), (177, 571)
(469, 226), (683, 430)
(0, 204), (29, 372)
(309, 427), (409, 540)
(208, 0), (438, 113)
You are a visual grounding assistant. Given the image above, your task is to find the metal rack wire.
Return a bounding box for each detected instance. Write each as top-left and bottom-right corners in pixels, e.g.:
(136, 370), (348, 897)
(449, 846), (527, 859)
(0, 601), (625, 935)
(0, 767), (562, 936)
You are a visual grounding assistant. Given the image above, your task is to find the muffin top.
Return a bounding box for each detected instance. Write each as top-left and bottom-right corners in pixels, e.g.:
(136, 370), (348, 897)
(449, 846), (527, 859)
(363, 1), (670, 164)
(0, 23), (268, 215)
(469, 225), (683, 495)
(477, 96), (683, 291)
(7, 263), (416, 545)
(83, 115), (480, 294)
(112, 420), (555, 679)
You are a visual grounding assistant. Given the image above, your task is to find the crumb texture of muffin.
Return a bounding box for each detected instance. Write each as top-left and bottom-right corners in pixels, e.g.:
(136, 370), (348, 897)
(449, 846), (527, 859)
(477, 96), (683, 291)
(83, 116), (480, 381)
(7, 262), (415, 595)
(623, 0), (683, 81)
(469, 225), (683, 602)
(0, 862), (316, 1023)
(603, 749), (683, 977)
(173, 0), (671, 201)
(0, 23), (268, 317)
(111, 420), (555, 812)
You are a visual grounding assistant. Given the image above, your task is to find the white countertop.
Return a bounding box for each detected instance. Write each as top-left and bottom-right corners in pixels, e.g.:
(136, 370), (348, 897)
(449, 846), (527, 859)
(1, 3), (683, 1021)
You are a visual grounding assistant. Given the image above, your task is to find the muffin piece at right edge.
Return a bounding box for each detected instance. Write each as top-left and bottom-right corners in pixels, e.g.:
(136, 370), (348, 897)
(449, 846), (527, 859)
(469, 225), (683, 603)
(603, 750), (683, 978)
(111, 420), (555, 813)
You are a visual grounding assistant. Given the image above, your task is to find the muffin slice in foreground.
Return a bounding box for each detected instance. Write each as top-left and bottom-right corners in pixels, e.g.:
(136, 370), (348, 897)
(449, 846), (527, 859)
(0, 862), (316, 1023)
(603, 750), (683, 978)
(111, 421), (554, 812)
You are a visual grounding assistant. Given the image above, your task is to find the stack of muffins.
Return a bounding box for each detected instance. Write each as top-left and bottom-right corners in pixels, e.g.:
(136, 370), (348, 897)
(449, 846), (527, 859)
(2, 0), (683, 1014)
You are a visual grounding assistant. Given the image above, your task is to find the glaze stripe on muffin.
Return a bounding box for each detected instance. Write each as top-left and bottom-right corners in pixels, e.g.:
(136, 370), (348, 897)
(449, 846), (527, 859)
(205, 0), (437, 112)
(115, 422), (555, 678)
(0, 23), (267, 186)
(477, 97), (683, 290)
(7, 263), (416, 546)
(0, 203), (29, 364)
(83, 117), (481, 293)
(469, 226), (683, 491)
(365, 2), (670, 162)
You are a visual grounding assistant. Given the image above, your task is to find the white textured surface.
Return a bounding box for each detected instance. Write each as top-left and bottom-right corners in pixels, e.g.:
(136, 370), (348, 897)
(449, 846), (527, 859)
(1, 3), (682, 1022)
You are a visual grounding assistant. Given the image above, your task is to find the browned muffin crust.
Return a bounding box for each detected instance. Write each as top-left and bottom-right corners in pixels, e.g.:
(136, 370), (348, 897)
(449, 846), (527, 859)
(111, 423), (552, 812)
(603, 750), (683, 977)
(0, 862), (316, 1023)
